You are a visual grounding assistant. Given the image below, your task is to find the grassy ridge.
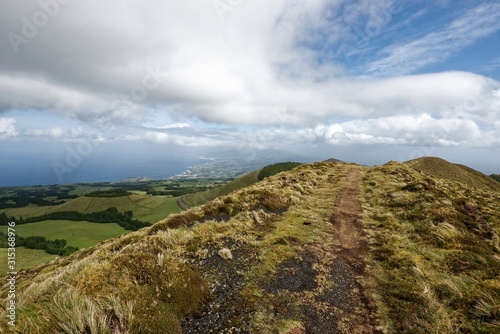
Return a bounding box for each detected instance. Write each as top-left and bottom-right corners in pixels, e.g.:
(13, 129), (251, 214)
(406, 156), (500, 192)
(183, 162), (304, 208)
(1, 160), (499, 332)
(363, 162), (500, 332)
(183, 169), (261, 207)
(257, 162), (303, 180)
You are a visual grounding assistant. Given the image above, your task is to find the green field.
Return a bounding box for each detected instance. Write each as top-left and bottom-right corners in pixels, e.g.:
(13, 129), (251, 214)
(1, 205), (54, 219)
(2, 195), (181, 224)
(0, 247), (57, 273)
(9, 220), (127, 249)
(0, 220), (127, 272)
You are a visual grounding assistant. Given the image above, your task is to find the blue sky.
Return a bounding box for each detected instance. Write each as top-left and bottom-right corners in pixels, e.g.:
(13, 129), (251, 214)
(1, 0), (500, 185)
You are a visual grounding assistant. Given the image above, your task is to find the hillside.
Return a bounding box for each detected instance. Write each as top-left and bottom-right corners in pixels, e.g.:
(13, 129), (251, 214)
(182, 169), (261, 207)
(1, 160), (500, 333)
(182, 162), (305, 209)
(45, 193), (180, 223)
(405, 156), (500, 192)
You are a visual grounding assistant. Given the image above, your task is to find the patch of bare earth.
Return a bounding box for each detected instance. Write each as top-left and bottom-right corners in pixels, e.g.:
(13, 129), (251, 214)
(264, 166), (381, 333)
(327, 167), (381, 334)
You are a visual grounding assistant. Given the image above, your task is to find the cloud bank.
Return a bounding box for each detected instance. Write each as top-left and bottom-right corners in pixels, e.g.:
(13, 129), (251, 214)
(1, 0), (499, 152)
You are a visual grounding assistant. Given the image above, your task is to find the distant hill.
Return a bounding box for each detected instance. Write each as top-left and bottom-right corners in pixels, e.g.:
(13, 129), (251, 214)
(405, 156), (500, 192)
(323, 158), (344, 163)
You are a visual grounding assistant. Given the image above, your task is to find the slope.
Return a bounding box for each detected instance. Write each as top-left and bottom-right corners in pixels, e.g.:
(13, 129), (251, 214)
(182, 169), (261, 208)
(45, 194), (180, 223)
(1, 161), (499, 333)
(405, 156), (500, 192)
(362, 161), (500, 332)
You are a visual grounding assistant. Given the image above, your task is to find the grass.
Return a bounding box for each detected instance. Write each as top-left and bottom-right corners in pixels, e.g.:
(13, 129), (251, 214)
(10, 220), (126, 249)
(134, 196), (181, 222)
(0, 220), (126, 272)
(362, 161), (500, 332)
(3, 194), (181, 224)
(183, 169), (261, 207)
(0, 247), (57, 273)
(1, 159), (499, 333)
(0, 162), (344, 332)
(406, 156), (500, 192)
(1, 205), (55, 219)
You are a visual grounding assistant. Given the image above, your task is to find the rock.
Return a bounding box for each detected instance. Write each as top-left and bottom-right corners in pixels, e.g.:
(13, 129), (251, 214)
(218, 248), (233, 260)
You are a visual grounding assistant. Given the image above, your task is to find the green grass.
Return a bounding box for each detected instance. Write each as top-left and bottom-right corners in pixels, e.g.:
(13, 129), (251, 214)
(406, 156), (500, 192)
(257, 162), (303, 180)
(362, 161), (500, 332)
(0, 247), (57, 273)
(135, 196), (181, 222)
(183, 169), (261, 207)
(2, 195), (179, 222)
(10, 220), (126, 249)
(1, 205), (56, 219)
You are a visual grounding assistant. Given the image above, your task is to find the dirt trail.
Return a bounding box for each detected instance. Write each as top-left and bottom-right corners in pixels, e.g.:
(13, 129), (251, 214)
(328, 166), (380, 334)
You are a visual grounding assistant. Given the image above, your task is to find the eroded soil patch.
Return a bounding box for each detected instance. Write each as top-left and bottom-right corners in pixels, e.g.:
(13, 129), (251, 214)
(326, 167), (381, 334)
(182, 239), (259, 333)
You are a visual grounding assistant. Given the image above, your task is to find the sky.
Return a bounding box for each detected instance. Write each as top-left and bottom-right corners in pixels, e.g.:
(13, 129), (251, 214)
(1, 0), (500, 185)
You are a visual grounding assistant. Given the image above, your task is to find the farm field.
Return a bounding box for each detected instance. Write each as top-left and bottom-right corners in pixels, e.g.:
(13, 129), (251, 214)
(1, 204), (54, 219)
(10, 220), (126, 249)
(2, 194), (181, 224)
(0, 247), (57, 273)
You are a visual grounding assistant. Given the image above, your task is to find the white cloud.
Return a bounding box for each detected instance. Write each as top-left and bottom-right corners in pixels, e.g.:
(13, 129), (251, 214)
(25, 126), (90, 140)
(0, 118), (18, 138)
(0, 0), (499, 152)
(366, 2), (500, 76)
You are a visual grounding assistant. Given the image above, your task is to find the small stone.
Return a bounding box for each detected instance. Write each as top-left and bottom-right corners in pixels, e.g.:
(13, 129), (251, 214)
(218, 248), (233, 260)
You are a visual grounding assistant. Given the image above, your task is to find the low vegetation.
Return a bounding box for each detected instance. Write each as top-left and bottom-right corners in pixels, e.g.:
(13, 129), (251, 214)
(1, 207), (150, 231)
(0, 248), (57, 272)
(85, 189), (132, 197)
(406, 156), (500, 192)
(363, 160), (500, 332)
(257, 161), (303, 180)
(0, 158), (498, 333)
(490, 174), (500, 183)
(182, 170), (261, 207)
(0, 232), (78, 256)
(6, 220), (126, 249)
